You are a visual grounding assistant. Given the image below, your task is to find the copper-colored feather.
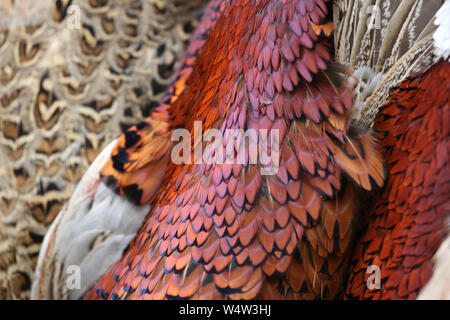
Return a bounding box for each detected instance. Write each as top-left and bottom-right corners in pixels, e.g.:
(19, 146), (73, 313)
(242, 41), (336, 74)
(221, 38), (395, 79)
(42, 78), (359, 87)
(344, 60), (450, 300)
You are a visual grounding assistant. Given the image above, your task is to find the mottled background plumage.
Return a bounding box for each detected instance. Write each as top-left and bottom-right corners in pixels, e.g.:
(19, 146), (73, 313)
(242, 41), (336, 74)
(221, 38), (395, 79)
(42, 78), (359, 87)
(0, 0), (208, 299)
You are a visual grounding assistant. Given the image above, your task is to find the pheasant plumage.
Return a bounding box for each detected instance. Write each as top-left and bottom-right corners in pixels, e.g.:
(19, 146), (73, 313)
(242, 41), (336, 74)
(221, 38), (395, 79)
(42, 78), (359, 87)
(84, 0), (385, 300)
(30, 0), (450, 301)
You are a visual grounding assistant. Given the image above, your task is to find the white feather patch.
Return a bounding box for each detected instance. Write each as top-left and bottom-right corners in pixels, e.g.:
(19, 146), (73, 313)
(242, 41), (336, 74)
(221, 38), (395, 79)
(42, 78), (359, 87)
(0, 0), (52, 28)
(434, 0), (450, 61)
(418, 233), (450, 300)
(31, 139), (150, 299)
(350, 66), (384, 124)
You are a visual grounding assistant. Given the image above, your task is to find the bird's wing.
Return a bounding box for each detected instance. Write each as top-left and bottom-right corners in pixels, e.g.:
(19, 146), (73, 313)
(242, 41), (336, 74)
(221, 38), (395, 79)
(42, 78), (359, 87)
(334, 0), (444, 127)
(86, 0), (385, 300)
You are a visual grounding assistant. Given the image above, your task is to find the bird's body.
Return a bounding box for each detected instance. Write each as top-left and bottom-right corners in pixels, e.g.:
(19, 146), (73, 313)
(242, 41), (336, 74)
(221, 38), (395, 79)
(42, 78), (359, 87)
(30, 0), (450, 301)
(81, 0), (386, 300)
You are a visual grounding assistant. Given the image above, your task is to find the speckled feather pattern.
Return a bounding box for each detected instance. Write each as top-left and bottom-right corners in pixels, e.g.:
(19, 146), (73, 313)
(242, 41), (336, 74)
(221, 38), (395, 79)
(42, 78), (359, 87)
(86, 0), (385, 300)
(333, 0), (444, 128)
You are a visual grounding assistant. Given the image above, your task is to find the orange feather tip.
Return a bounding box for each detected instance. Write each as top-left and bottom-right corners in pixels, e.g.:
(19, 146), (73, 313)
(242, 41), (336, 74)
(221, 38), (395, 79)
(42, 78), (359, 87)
(311, 22), (334, 37)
